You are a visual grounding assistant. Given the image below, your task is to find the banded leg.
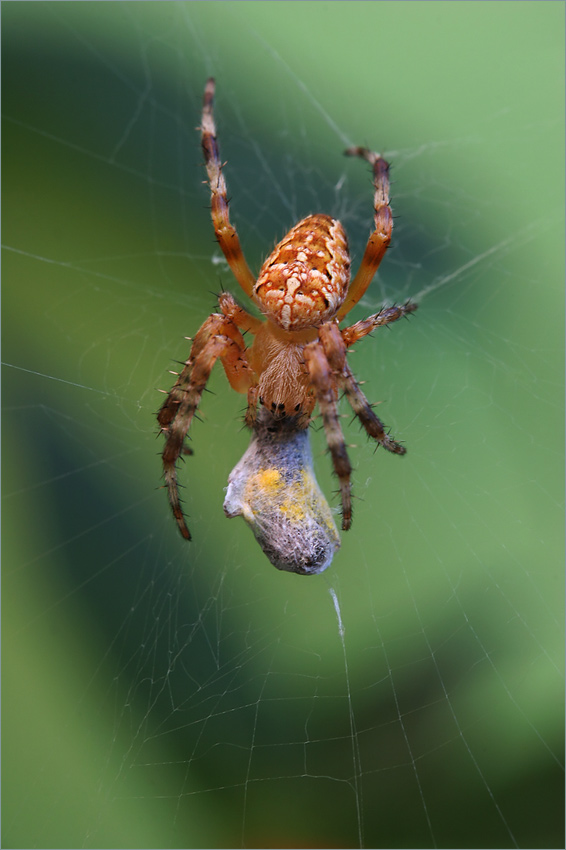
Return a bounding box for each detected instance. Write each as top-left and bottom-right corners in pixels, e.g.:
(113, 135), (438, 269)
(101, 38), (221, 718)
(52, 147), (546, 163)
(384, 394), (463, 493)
(218, 291), (263, 335)
(337, 147), (393, 321)
(341, 301), (418, 348)
(158, 314), (254, 539)
(216, 292), (263, 426)
(200, 79), (256, 298)
(341, 362), (407, 454)
(304, 342), (353, 530)
(319, 323), (406, 455)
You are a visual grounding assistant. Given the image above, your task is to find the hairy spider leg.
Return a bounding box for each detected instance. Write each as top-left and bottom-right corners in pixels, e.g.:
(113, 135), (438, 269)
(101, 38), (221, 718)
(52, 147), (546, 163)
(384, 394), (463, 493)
(200, 78), (257, 299)
(158, 313), (254, 539)
(319, 323), (407, 455)
(217, 291), (263, 335)
(341, 301), (418, 348)
(303, 342), (353, 530)
(216, 291), (264, 426)
(337, 147), (392, 321)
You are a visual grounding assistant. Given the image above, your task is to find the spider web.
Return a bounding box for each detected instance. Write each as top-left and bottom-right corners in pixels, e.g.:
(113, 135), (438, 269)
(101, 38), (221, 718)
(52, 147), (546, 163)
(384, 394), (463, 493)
(3, 3), (564, 849)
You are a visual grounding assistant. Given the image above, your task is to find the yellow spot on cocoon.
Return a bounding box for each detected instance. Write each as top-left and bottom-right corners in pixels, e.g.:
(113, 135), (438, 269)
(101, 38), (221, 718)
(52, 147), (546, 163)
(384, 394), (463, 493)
(255, 468), (282, 491)
(243, 468), (284, 515)
(242, 467), (333, 528)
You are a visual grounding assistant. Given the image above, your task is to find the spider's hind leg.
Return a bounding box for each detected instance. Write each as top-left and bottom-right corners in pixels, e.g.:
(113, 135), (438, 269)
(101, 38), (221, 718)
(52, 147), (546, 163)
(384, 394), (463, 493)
(336, 147), (393, 321)
(200, 78), (257, 299)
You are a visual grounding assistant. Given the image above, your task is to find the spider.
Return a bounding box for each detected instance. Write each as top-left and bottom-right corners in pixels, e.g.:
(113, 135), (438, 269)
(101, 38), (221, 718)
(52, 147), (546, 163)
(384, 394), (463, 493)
(158, 78), (417, 555)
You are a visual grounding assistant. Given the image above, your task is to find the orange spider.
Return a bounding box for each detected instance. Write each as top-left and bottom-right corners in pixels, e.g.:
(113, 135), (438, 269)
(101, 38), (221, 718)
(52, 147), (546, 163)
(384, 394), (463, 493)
(158, 79), (417, 569)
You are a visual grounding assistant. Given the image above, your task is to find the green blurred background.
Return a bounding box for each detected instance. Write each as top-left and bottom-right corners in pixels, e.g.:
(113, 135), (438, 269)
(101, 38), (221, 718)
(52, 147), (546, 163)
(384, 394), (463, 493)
(2, 2), (564, 848)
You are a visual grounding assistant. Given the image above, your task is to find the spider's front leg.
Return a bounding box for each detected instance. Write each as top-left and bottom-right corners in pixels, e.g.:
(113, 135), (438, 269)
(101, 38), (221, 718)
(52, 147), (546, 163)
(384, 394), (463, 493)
(158, 311), (255, 540)
(303, 341), (353, 531)
(338, 303), (418, 453)
(319, 322), (407, 455)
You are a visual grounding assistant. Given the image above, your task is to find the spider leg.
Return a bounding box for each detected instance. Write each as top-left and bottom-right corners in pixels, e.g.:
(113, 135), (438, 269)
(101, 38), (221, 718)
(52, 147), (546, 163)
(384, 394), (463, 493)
(303, 341), (353, 531)
(341, 364), (407, 454)
(341, 301), (417, 348)
(319, 323), (407, 455)
(218, 291), (263, 335)
(158, 313), (255, 540)
(216, 292), (263, 427)
(336, 147), (392, 322)
(200, 79), (257, 299)
(245, 386), (261, 429)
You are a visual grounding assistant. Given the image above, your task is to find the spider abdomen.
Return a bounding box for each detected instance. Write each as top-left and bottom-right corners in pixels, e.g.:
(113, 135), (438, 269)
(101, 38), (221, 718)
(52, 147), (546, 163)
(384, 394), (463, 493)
(254, 214), (350, 331)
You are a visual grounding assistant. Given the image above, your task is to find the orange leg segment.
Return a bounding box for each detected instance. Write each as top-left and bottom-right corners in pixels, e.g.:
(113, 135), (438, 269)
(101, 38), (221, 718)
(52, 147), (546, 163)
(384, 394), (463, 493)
(200, 79), (257, 299)
(337, 147), (393, 321)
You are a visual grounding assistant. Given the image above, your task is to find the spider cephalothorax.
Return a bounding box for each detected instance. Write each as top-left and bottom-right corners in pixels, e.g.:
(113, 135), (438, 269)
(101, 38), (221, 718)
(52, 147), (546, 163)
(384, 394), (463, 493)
(158, 79), (417, 572)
